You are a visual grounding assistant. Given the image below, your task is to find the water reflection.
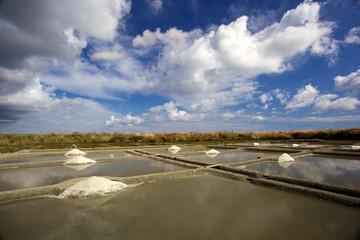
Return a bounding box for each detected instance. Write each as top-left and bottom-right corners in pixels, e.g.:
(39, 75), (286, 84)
(4, 156), (67, 164)
(64, 163), (95, 171)
(0, 159), (184, 191)
(248, 156), (360, 190)
(188, 151), (275, 164)
(86, 153), (131, 159)
(0, 176), (359, 240)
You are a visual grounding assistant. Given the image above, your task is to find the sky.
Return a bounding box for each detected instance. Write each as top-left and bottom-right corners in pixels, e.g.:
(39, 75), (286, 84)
(0, 0), (360, 133)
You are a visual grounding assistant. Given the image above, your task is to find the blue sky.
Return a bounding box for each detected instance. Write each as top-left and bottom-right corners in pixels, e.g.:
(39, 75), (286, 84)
(0, 0), (360, 133)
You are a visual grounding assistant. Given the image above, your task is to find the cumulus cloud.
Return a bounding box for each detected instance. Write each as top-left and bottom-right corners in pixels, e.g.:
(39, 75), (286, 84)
(284, 83), (360, 112)
(0, 76), (55, 121)
(252, 115), (265, 121)
(105, 114), (144, 127)
(259, 93), (273, 103)
(285, 84), (319, 109)
(0, 0), (132, 125)
(42, 58), (146, 99)
(344, 27), (360, 44)
(133, 1), (336, 113)
(258, 89), (289, 108)
(334, 68), (360, 92)
(148, 101), (204, 122)
(0, 0), (131, 68)
(314, 94), (360, 111)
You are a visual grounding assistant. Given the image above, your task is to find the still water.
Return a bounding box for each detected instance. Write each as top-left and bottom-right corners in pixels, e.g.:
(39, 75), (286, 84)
(187, 151), (275, 164)
(0, 175), (359, 240)
(3, 153), (132, 164)
(0, 159), (184, 191)
(248, 156), (360, 190)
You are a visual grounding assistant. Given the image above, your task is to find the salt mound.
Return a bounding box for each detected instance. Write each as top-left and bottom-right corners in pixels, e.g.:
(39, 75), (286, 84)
(351, 145), (360, 150)
(59, 176), (127, 198)
(278, 153), (295, 162)
(292, 144), (299, 147)
(65, 149), (87, 156)
(206, 149), (220, 154)
(205, 149), (220, 158)
(168, 145), (181, 153)
(253, 143), (260, 146)
(64, 156), (96, 165)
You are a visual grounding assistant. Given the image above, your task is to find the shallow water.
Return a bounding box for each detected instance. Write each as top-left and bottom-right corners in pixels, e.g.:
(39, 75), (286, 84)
(0, 159), (184, 191)
(86, 152), (132, 159)
(3, 156), (68, 164)
(0, 175), (359, 240)
(187, 151), (275, 164)
(248, 156), (360, 190)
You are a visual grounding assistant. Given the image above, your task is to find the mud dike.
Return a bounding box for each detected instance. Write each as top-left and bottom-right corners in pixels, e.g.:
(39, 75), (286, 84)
(0, 143), (359, 208)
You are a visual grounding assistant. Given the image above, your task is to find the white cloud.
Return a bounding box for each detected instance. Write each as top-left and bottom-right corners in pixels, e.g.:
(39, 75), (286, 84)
(334, 68), (360, 92)
(285, 84), (319, 109)
(314, 94), (360, 111)
(259, 93), (273, 103)
(222, 113), (235, 119)
(344, 27), (360, 44)
(190, 99), (216, 113)
(0, 0), (131, 68)
(252, 115), (265, 121)
(274, 88), (289, 104)
(0, 76), (55, 121)
(42, 59), (146, 99)
(148, 101), (204, 122)
(105, 114), (144, 127)
(132, 1), (336, 115)
(91, 51), (124, 62)
(148, 0), (163, 14)
(0, 0), (132, 125)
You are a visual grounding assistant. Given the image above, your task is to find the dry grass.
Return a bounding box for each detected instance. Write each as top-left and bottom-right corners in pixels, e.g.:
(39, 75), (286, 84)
(0, 128), (359, 148)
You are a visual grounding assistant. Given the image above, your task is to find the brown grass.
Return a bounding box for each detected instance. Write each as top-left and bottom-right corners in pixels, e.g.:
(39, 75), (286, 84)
(0, 128), (359, 148)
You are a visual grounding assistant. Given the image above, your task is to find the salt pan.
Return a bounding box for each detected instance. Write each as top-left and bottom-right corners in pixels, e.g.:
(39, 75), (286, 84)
(64, 163), (95, 171)
(59, 176), (127, 198)
(65, 149), (87, 156)
(278, 153), (295, 162)
(64, 156), (96, 165)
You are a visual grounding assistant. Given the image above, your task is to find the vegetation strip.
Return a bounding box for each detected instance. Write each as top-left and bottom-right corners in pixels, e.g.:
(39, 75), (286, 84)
(1, 129), (359, 149)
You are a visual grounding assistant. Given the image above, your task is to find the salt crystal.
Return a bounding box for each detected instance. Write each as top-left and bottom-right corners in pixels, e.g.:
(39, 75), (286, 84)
(278, 153), (295, 162)
(65, 149), (87, 156)
(59, 176), (127, 198)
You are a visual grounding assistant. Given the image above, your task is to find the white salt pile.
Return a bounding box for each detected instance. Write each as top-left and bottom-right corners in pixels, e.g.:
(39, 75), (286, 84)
(278, 153), (295, 162)
(351, 145), (360, 150)
(65, 148), (87, 156)
(64, 156), (96, 165)
(168, 145), (181, 154)
(59, 176), (127, 198)
(205, 149), (220, 158)
(292, 144), (299, 147)
(253, 143), (260, 146)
